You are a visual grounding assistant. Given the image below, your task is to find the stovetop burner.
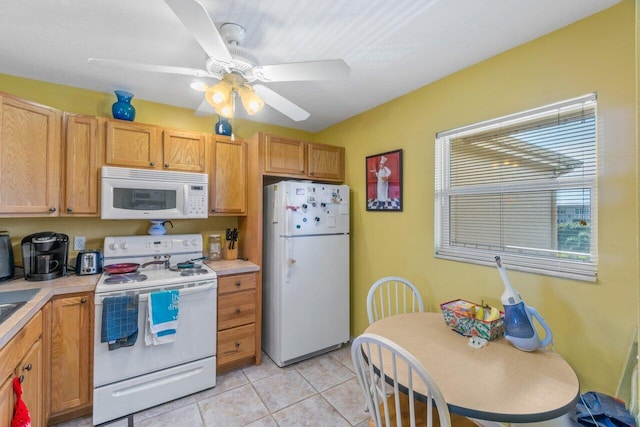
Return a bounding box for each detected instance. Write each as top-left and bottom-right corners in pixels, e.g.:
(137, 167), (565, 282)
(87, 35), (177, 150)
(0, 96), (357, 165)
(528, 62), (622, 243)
(103, 273), (148, 285)
(180, 268), (209, 276)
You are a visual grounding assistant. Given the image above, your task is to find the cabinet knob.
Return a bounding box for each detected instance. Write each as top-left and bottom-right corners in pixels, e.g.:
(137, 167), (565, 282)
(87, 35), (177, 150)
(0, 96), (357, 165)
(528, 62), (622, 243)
(235, 342), (240, 348)
(235, 282), (241, 287)
(18, 375), (24, 383)
(235, 307), (241, 314)
(81, 298), (87, 304)
(211, 208), (216, 212)
(150, 162), (155, 167)
(66, 207), (73, 213)
(164, 163), (170, 168)
(49, 207), (56, 212)
(22, 363), (32, 372)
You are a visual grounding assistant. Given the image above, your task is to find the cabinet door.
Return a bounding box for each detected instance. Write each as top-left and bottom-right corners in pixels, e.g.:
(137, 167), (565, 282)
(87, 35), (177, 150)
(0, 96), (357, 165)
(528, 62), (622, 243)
(210, 136), (247, 215)
(105, 120), (161, 169)
(163, 129), (207, 172)
(0, 375), (13, 426)
(263, 135), (305, 176)
(307, 143), (345, 182)
(50, 294), (93, 416)
(62, 114), (102, 216)
(19, 339), (43, 427)
(0, 94), (61, 216)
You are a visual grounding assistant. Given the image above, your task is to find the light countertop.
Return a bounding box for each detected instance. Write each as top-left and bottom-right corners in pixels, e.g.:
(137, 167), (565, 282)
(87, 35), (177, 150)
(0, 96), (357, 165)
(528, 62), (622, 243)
(0, 259), (259, 350)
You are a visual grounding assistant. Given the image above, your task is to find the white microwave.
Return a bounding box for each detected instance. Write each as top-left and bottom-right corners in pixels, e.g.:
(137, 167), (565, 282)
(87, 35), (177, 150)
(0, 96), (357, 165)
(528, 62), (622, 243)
(101, 167), (208, 220)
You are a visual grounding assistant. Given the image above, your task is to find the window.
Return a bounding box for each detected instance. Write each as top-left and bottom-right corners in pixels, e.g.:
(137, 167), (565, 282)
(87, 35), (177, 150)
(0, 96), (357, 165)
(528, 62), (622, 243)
(435, 94), (597, 281)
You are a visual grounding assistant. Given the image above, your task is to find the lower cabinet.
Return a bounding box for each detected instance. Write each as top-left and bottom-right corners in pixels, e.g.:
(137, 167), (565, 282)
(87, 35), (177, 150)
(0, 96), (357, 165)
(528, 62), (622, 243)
(0, 310), (44, 426)
(48, 292), (93, 424)
(217, 272), (258, 372)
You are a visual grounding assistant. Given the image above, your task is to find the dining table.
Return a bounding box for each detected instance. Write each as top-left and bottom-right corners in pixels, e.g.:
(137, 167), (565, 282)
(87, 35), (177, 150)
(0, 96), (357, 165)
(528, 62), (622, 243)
(363, 312), (580, 424)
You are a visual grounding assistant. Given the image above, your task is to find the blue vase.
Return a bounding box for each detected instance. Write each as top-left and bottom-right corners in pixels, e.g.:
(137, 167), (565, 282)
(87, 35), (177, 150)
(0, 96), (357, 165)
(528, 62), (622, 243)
(112, 90), (136, 121)
(215, 116), (232, 136)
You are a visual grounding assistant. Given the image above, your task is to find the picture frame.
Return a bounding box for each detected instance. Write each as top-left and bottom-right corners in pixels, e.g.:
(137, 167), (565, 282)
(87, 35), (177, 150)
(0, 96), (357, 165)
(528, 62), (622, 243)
(366, 149), (403, 211)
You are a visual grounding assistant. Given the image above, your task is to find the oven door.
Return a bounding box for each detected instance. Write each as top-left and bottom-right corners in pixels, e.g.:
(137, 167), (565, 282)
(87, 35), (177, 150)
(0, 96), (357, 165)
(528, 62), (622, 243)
(93, 280), (217, 387)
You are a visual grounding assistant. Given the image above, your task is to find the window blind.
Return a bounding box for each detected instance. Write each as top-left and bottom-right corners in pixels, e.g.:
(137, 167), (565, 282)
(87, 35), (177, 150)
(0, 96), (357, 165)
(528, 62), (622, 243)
(435, 94), (597, 281)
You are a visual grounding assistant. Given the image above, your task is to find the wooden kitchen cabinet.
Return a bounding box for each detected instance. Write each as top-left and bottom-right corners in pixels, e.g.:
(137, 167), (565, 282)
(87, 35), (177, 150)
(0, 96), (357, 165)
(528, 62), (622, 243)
(0, 93), (62, 217)
(105, 119), (161, 169)
(216, 272), (258, 372)
(257, 133), (345, 183)
(307, 142), (345, 182)
(61, 113), (103, 216)
(0, 310), (44, 427)
(162, 128), (207, 172)
(209, 136), (247, 215)
(105, 119), (207, 172)
(48, 293), (93, 423)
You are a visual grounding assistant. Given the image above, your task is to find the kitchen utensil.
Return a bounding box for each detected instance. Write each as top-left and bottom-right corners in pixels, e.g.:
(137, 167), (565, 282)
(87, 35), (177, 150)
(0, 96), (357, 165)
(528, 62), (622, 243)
(75, 250), (103, 275)
(0, 233), (14, 281)
(103, 263), (141, 275)
(148, 220), (173, 236)
(495, 256), (553, 352)
(36, 254), (58, 274)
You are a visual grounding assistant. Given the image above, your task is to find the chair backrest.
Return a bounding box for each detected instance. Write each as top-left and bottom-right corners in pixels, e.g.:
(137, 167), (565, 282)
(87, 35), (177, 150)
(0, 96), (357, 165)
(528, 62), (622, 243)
(367, 276), (424, 324)
(351, 333), (452, 427)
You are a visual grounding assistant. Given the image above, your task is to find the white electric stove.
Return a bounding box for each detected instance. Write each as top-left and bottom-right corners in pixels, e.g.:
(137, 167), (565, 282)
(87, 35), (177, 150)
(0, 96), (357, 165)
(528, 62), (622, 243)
(93, 234), (217, 425)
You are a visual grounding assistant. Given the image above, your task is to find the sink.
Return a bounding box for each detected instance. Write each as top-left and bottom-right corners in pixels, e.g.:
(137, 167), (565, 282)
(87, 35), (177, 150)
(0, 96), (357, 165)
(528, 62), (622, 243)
(0, 288), (40, 305)
(0, 301), (26, 325)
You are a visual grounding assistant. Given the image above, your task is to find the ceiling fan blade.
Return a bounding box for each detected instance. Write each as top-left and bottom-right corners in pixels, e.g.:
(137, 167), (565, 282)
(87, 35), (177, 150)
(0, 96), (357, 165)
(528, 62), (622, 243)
(254, 59), (350, 82)
(88, 58), (212, 78)
(194, 98), (216, 116)
(164, 0), (232, 65)
(253, 85), (310, 122)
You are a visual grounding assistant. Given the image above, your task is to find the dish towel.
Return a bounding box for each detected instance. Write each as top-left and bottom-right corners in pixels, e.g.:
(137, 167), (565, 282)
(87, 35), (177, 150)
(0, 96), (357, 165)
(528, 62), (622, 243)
(145, 290), (179, 346)
(11, 377), (30, 427)
(101, 295), (139, 351)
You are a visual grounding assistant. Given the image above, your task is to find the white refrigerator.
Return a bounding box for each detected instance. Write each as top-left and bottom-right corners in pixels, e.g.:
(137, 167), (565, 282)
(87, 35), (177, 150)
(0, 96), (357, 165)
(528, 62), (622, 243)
(263, 181), (350, 367)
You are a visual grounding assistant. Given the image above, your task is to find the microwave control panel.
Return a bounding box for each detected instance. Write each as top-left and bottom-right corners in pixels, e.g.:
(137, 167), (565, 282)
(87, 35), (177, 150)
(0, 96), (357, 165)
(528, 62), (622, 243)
(187, 185), (208, 217)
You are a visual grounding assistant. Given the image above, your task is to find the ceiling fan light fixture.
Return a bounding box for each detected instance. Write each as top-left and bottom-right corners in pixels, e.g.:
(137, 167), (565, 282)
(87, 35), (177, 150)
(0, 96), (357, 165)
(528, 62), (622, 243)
(216, 95), (235, 118)
(238, 85), (264, 115)
(204, 81), (231, 108)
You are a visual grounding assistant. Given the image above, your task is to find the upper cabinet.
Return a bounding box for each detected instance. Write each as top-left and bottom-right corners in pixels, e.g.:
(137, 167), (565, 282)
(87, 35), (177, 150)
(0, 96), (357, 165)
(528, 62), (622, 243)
(209, 136), (247, 215)
(0, 93), (62, 217)
(62, 113), (103, 216)
(105, 120), (207, 173)
(307, 142), (345, 182)
(162, 129), (207, 172)
(258, 133), (345, 183)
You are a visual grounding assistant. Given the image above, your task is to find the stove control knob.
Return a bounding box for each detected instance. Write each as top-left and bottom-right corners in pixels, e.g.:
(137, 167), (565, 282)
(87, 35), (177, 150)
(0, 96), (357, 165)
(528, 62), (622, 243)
(191, 239), (198, 246)
(109, 242), (119, 251)
(121, 242), (129, 250)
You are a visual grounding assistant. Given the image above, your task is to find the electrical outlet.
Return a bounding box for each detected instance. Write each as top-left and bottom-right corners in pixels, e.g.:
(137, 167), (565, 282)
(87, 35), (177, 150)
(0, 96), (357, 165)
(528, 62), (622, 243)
(74, 236), (86, 251)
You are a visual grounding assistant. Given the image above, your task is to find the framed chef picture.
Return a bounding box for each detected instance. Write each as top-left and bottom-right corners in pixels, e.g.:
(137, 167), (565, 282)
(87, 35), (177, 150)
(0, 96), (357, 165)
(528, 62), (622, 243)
(366, 149), (403, 211)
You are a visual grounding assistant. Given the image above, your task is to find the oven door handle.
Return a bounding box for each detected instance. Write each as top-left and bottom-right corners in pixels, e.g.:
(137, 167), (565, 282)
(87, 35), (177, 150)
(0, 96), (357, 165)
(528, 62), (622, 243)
(95, 281), (216, 304)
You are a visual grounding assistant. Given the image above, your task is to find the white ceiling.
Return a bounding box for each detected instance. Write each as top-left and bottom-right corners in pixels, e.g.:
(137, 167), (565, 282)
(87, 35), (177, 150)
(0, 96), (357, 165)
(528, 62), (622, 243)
(0, 0), (620, 132)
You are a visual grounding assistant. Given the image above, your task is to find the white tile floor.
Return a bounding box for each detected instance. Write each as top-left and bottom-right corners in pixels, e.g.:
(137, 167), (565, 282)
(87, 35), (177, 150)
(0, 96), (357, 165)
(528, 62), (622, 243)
(54, 345), (371, 427)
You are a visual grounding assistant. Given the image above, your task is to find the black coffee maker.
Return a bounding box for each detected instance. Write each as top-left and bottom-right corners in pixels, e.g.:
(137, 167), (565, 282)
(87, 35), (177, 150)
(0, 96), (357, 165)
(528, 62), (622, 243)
(21, 232), (69, 281)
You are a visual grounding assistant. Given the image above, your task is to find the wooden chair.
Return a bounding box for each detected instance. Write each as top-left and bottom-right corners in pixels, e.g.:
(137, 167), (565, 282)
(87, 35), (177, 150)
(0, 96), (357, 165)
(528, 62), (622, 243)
(352, 333), (477, 427)
(367, 277), (424, 324)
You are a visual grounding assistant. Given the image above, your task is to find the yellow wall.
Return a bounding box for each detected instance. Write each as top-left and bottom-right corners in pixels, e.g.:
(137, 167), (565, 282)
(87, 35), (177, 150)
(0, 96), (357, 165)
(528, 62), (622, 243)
(318, 0), (637, 394)
(0, 74), (314, 261)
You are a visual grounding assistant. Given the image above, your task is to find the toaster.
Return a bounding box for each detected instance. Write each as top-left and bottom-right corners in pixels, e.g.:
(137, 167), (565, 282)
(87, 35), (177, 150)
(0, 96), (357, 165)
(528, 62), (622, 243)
(75, 250), (103, 275)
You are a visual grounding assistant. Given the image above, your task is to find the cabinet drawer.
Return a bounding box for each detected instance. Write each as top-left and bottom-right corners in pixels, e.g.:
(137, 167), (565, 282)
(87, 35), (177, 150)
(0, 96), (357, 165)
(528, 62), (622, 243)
(217, 290), (255, 330)
(217, 273), (256, 295)
(217, 324), (255, 366)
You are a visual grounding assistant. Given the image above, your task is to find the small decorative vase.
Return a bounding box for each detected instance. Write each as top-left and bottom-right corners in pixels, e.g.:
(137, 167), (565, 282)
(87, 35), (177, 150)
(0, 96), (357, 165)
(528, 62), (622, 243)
(215, 116), (232, 136)
(112, 90), (136, 121)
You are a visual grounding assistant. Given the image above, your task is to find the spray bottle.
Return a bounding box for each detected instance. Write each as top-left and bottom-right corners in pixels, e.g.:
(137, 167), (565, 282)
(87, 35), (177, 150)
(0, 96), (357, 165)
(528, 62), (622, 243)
(495, 256), (553, 352)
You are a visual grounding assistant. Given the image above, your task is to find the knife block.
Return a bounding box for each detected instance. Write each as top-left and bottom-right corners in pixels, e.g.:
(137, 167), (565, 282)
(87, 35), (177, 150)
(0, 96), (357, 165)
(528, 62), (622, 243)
(222, 244), (238, 260)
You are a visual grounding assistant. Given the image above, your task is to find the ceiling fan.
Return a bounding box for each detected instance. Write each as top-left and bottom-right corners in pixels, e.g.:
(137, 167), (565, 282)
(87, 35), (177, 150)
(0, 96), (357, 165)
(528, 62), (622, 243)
(89, 0), (350, 122)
